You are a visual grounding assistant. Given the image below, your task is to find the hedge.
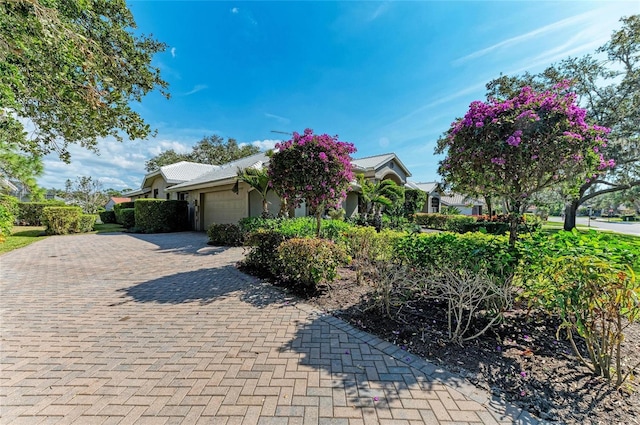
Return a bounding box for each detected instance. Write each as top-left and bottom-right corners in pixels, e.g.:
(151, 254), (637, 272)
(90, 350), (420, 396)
(42, 206), (83, 235)
(120, 208), (136, 229)
(395, 232), (517, 281)
(99, 210), (116, 224)
(134, 199), (188, 233)
(414, 213), (475, 232)
(17, 200), (65, 225)
(0, 194), (18, 241)
(113, 201), (135, 224)
(77, 214), (97, 233)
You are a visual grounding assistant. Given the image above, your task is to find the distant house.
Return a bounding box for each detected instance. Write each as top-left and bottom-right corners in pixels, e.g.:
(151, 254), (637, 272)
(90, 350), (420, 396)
(439, 193), (484, 215)
(405, 181), (443, 213)
(104, 197), (132, 211)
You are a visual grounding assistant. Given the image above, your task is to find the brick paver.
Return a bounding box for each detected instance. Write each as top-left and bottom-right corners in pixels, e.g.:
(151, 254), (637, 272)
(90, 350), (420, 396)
(1, 232), (537, 424)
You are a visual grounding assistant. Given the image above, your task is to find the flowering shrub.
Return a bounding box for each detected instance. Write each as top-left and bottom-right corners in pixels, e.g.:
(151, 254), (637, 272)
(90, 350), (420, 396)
(268, 129), (356, 235)
(436, 82), (612, 245)
(277, 238), (350, 290)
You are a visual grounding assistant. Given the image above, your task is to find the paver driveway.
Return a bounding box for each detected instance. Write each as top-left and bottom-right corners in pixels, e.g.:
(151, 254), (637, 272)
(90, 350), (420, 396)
(1, 232), (536, 424)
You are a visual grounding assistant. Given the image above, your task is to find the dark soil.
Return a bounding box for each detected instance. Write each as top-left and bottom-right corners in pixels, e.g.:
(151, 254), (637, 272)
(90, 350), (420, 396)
(276, 266), (640, 425)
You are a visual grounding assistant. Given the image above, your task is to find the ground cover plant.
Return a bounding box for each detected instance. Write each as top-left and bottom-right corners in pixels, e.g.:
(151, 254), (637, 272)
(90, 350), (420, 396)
(0, 226), (47, 254)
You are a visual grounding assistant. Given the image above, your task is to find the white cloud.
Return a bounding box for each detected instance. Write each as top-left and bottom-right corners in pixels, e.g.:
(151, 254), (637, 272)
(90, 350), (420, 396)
(182, 84), (208, 96)
(264, 112), (291, 125)
(246, 139), (280, 151)
(231, 7), (239, 14)
(170, 47), (176, 58)
(369, 1), (391, 22)
(453, 9), (598, 65)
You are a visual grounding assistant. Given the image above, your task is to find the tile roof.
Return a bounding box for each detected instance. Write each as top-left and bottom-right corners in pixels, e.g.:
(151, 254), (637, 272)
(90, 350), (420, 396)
(440, 193), (483, 206)
(109, 197), (131, 204)
(168, 153), (270, 191)
(351, 153), (396, 170)
(159, 161), (219, 183)
(406, 181), (441, 193)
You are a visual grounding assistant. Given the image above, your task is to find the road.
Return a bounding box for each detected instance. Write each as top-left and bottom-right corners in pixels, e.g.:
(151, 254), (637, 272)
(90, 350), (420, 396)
(547, 215), (640, 236)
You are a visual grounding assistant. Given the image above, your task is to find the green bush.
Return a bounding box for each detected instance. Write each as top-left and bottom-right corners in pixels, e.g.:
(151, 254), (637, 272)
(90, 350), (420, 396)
(0, 194), (18, 241)
(238, 216), (280, 234)
(207, 223), (245, 246)
(113, 201), (135, 224)
(395, 232), (517, 281)
(17, 200), (65, 225)
(277, 238), (350, 289)
(99, 210), (116, 224)
(404, 189), (427, 219)
(443, 215), (476, 232)
(238, 216), (354, 243)
(42, 206), (82, 235)
(77, 214), (97, 233)
(134, 199), (188, 233)
(120, 208), (135, 229)
(523, 256), (639, 386)
(241, 230), (289, 277)
(414, 213), (449, 229)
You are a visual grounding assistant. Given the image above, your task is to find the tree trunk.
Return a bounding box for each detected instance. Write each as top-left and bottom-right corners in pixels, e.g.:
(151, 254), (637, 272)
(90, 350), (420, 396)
(315, 210), (322, 237)
(563, 200), (578, 231)
(508, 214), (519, 247)
(261, 199), (269, 218)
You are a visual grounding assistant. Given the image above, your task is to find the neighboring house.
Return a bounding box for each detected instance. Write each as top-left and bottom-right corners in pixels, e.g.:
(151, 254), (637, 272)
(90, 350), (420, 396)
(405, 181), (443, 213)
(104, 197), (132, 211)
(439, 193), (484, 215)
(123, 161), (218, 201)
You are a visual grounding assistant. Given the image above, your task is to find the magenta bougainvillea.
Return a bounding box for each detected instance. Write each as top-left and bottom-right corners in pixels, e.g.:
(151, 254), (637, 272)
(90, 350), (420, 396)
(436, 81), (612, 244)
(268, 128), (356, 220)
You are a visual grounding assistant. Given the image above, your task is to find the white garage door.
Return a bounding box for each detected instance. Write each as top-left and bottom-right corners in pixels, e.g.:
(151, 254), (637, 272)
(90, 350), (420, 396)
(202, 191), (246, 227)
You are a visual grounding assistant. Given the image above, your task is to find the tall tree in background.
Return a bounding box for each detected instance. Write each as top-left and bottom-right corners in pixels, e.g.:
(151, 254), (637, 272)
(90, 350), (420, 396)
(144, 135), (261, 171)
(0, 0), (168, 191)
(64, 176), (108, 214)
(486, 15), (639, 230)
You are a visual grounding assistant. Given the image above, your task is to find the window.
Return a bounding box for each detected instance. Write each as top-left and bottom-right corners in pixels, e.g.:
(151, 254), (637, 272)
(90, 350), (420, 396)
(153, 189), (158, 198)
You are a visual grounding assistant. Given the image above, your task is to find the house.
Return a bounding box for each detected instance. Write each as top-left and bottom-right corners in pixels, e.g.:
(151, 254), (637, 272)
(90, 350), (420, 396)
(405, 181), (443, 213)
(160, 152), (412, 231)
(439, 193), (484, 215)
(104, 197), (132, 211)
(123, 161), (218, 201)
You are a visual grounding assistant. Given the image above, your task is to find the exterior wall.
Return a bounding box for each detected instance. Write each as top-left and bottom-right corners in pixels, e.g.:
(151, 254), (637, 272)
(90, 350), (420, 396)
(248, 190), (281, 217)
(376, 161), (408, 184)
(343, 192), (359, 217)
(149, 176), (169, 199)
(421, 194), (440, 213)
(105, 200), (116, 211)
(188, 183), (250, 231)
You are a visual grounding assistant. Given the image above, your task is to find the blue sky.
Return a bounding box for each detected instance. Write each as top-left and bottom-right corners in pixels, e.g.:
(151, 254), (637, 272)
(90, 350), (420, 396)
(39, 1), (639, 191)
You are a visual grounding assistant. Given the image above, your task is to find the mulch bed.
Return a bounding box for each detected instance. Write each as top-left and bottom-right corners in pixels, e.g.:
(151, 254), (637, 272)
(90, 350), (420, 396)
(275, 266), (640, 425)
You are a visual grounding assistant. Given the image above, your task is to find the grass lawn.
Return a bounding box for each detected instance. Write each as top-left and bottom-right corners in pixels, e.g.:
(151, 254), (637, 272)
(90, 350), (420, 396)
(91, 223), (125, 233)
(0, 223), (126, 255)
(0, 226), (47, 255)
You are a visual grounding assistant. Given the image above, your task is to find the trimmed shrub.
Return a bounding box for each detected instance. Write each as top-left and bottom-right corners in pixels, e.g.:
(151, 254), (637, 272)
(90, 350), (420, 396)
(120, 208), (135, 229)
(17, 200), (65, 225)
(76, 214), (97, 233)
(113, 201), (135, 224)
(414, 213), (449, 229)
(277, 238), (350, 289)
(134, 199), (188, 233)
(42, 206), (82, 235)
(395, 232), (517, 281)
(207, 223), (244, 246)
(241, 230), (289, 277)
(0, 194), (19, 241)
(238, 216), (279, 234)
(99, 210), (116, 224)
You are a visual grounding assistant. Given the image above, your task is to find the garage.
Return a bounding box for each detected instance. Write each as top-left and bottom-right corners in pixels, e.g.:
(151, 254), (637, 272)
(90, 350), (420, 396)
(201, 190), (247, 228)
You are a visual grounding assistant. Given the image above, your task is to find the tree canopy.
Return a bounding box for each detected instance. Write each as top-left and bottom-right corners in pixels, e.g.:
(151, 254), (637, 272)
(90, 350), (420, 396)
(436, 82), (612, 245)
(144, 135), (260, 171)
(485, 14), (639, 229)
(1, 0), (169, 161)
